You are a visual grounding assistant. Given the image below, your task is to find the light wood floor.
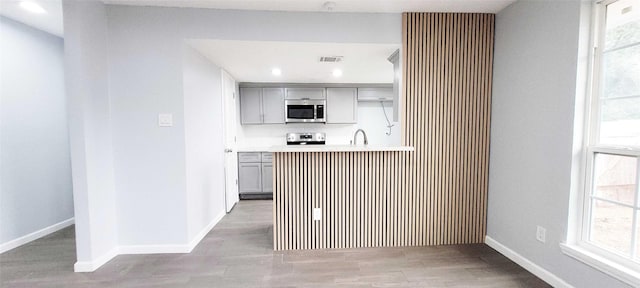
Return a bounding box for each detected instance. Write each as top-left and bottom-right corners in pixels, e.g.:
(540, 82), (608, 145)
(0, 200), (549, 287)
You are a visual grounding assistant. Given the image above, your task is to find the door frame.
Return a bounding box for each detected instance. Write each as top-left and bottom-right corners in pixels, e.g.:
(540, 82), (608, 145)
(221, 70), (239, 212)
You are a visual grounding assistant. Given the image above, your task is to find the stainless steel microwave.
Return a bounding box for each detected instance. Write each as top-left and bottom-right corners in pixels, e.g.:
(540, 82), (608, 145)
(285, 99), (326, 123)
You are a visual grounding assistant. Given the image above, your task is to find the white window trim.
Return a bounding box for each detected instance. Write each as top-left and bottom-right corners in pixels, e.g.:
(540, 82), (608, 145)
(560, 244), (640, 287)
(563, 0), (640, 287)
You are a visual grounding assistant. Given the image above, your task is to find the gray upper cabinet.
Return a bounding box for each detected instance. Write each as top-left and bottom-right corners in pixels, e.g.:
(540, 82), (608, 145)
(240, 87), (285, 125)
(388, 49), (401, 121)
(357, 87), (394, 102)
(240, 85), (394, 125)
(240, 88), (262, 124)
(326, 88), (357, 124)
(262, 88), (285, 124)
(285, 88), (326, 99)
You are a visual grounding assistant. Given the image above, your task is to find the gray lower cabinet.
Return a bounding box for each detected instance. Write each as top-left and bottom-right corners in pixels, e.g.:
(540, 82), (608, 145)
(238, 152), (273, 198)
(261, 163), (273, 193)
(238, 162), (262, 193)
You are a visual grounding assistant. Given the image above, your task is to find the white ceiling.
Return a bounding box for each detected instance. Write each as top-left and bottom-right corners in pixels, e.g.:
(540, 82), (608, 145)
(188, 40), (399, 83)
(0, 0), (515, 37)
(105, 0), (515, 13)
(0, 0), (63, 36)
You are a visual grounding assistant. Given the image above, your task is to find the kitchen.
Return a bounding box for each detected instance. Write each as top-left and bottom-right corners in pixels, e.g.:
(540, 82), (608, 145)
(189, 14), (492, 251)
(188, 39), (407, 204)
(5, 0), (628, 286)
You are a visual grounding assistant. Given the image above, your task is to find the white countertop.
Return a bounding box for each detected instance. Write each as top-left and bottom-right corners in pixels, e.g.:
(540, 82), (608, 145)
(236, 147), (271, 152)
(269, 145), (414, 152)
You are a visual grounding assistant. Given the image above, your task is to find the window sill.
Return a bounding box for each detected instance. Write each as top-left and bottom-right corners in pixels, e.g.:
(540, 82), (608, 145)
(560, 243), (640, 287)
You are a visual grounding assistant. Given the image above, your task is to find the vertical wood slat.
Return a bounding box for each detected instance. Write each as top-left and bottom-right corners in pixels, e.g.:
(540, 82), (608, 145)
(272, 12), (494, 251)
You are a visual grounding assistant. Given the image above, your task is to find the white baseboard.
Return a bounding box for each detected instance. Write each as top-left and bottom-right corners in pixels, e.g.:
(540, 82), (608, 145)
(75, 210), (226, 272)
(118, 210), (226, 255)
(74, 247), (119, 272)
(0, 218), (74, 254)
(187, 210), (225, 252)
(119, 244), (191, 254)
(485, 236), (573, 288)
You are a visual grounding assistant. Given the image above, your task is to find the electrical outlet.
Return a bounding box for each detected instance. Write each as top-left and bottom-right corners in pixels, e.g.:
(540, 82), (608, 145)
(536, 226), (546, 243)
(313, 208), (322, 221)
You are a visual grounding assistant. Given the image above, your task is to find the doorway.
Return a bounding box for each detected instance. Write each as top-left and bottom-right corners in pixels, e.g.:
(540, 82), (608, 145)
(222, 70), (239, 212)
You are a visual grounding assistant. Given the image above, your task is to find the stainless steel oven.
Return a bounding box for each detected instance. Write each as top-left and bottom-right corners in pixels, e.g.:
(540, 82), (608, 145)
(285, 99), (325, 123)
(286, 132), (326, 145)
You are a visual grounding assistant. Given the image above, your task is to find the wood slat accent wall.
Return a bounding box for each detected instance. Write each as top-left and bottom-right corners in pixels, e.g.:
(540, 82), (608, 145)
(273, 13), (494, 250)
(402, 12), (494, 246)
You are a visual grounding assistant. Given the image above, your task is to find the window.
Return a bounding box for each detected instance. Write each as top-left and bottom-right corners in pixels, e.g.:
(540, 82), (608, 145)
(579, 0), (640, 273)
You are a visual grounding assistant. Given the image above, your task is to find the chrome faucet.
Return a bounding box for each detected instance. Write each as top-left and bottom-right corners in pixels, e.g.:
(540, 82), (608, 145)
(352, 129), (368, 145)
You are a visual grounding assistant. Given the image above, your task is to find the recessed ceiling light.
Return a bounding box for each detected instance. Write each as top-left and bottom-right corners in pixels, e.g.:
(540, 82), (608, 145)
(332, 69), (343, 77)
(19, 1), (47, 14)
(272, 68), (282, 76)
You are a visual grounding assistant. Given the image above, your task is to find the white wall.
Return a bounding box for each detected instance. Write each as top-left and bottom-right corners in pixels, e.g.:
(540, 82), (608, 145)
(0, 17), (73, 248)
(62, 0), (119, 269)
(60, 2), (400, 267)
(104, 4), (400, 248)
(487, 1), (630, 287)
(107, 9), (190, 247)
(183, 45), (226, 241)
(237, 101), (400, 148)
(357, 102), (400, 145)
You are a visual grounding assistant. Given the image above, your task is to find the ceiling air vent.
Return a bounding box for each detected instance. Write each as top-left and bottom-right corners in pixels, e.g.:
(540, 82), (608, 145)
(319, 56), (343, 63)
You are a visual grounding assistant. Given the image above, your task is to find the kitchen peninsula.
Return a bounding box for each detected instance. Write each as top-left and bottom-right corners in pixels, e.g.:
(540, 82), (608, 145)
(270, 144), (415, 250)
(242, 12), (493, 253)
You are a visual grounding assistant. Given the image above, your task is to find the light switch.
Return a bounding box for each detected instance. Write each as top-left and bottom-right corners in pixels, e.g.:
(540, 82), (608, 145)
(158, 113), (173, 127)
(536, 226), (546, 243)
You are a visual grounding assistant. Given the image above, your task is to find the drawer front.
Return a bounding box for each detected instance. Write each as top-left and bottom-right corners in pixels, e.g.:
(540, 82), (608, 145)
(261, 152), (273, 163)
(238, 152), (261, 163)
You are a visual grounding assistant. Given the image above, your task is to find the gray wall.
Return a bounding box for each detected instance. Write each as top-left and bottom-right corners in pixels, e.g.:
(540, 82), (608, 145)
(104, 5), (400, 247)
(0, 17), (73, 246)
(182, 46), (226, 240)
(63, 0), (118, 264)
(488, 1), (630, 287)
